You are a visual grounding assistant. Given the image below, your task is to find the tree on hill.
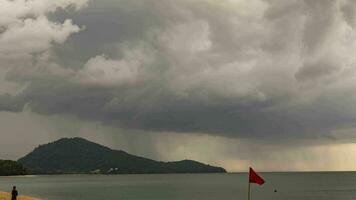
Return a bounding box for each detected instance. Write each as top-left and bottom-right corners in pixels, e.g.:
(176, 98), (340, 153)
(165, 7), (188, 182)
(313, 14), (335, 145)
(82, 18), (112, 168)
(0, 160), (26, 176)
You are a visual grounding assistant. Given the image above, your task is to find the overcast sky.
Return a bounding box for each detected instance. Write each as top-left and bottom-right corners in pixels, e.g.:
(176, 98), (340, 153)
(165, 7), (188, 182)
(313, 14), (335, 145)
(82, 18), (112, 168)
(2, 0), (356, 171)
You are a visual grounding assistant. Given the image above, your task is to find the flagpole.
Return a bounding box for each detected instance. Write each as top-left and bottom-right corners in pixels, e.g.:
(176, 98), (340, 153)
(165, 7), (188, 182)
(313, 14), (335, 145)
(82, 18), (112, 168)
(248, 180), (251, 200)
(248, 167), (265, 200)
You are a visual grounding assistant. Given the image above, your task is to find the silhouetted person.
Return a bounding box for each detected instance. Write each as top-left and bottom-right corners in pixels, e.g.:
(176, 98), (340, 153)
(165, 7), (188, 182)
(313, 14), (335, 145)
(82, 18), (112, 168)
(11, 186), (18, 200)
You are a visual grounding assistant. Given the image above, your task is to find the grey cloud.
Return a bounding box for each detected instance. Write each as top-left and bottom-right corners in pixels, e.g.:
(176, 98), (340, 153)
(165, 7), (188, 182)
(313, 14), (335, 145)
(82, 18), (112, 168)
(0, 94), (24, 112)
(341, 0), (356, 28)
(3, 0), (356, 143)
(295, 56), (342, 81)
(5, 78), (356, 141)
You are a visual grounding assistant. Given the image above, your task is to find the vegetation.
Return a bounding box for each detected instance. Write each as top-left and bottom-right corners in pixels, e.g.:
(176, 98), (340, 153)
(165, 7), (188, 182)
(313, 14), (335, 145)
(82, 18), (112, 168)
(0, 160), (26, 176)
(18, 137), (226, 174)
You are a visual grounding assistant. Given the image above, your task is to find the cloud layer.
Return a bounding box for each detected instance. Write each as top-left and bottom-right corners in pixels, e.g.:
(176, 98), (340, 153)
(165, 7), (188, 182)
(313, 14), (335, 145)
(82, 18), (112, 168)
(3, 0), (356, 146)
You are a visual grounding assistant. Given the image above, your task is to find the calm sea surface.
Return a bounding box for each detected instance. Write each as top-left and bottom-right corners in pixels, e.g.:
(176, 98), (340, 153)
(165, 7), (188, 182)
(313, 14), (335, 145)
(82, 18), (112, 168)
(0, 172), (355, 200)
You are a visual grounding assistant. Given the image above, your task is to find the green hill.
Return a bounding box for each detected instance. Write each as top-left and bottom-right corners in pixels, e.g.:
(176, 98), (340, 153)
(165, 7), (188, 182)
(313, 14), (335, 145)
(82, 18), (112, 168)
(18, 137), (226, 174)
(0, 160), (26, 176)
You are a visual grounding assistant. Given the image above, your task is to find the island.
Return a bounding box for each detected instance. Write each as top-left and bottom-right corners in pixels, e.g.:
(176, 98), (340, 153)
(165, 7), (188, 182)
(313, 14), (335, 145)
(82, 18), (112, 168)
(18, 137), (227, 174)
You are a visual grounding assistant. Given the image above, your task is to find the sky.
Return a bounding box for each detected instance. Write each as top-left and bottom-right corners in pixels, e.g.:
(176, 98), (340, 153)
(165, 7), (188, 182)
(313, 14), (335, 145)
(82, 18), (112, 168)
(2, 0), (356, 172)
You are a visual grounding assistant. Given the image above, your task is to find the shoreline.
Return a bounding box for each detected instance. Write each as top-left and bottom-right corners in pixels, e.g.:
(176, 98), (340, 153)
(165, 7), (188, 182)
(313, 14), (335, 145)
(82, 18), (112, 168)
(0, 191), (40, 200)
(0, 172), (228, 177)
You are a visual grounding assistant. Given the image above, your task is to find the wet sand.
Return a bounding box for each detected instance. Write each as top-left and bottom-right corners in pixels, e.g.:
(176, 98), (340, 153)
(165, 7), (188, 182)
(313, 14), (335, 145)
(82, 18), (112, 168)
(0, 192), (40, 200)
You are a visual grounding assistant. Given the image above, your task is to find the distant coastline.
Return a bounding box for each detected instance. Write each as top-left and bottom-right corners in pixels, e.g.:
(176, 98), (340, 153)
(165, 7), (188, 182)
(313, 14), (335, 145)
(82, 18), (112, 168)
(1, 138), (226, 176)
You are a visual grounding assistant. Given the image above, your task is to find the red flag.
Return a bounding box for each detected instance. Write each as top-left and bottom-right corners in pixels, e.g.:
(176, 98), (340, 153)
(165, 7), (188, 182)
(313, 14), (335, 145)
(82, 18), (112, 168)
(249, 167), (265, 185)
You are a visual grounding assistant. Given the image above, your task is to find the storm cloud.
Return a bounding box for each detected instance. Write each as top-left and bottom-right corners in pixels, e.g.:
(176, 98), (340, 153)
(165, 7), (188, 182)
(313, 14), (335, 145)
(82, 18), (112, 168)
(2, 0), (356, 143)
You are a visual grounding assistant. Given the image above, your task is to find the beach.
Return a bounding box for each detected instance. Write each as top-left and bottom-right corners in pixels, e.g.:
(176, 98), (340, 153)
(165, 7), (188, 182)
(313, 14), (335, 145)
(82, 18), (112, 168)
(0, 192), (39, 200)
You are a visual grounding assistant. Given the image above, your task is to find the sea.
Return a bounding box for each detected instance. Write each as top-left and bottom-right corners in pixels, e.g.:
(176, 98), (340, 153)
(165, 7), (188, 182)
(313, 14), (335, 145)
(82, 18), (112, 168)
(0, 172), (355, 200)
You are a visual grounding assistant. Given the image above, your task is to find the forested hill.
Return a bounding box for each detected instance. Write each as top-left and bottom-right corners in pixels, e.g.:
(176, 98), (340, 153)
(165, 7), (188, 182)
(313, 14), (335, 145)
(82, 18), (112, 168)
(0, 160), (26, 176)
(18, 137), (226, 174)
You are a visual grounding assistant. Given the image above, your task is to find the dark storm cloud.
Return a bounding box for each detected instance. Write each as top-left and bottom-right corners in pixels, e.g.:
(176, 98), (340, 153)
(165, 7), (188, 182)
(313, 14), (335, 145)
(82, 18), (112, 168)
(3, 0), (356, 142)
(4, 77), (356, 140)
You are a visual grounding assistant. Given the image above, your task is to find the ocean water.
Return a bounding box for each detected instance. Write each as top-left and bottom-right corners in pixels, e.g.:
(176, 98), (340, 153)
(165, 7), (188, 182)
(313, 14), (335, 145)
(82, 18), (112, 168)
(0, 172), (355, 200)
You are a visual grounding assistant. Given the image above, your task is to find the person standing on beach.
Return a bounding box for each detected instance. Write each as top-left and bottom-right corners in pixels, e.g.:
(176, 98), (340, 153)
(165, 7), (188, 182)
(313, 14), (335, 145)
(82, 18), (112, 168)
(11, 186), (18, 200)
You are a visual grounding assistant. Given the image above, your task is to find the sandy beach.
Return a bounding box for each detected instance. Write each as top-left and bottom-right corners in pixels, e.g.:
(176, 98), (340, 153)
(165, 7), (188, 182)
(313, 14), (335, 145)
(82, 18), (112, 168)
(0, 192), (40, 200)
